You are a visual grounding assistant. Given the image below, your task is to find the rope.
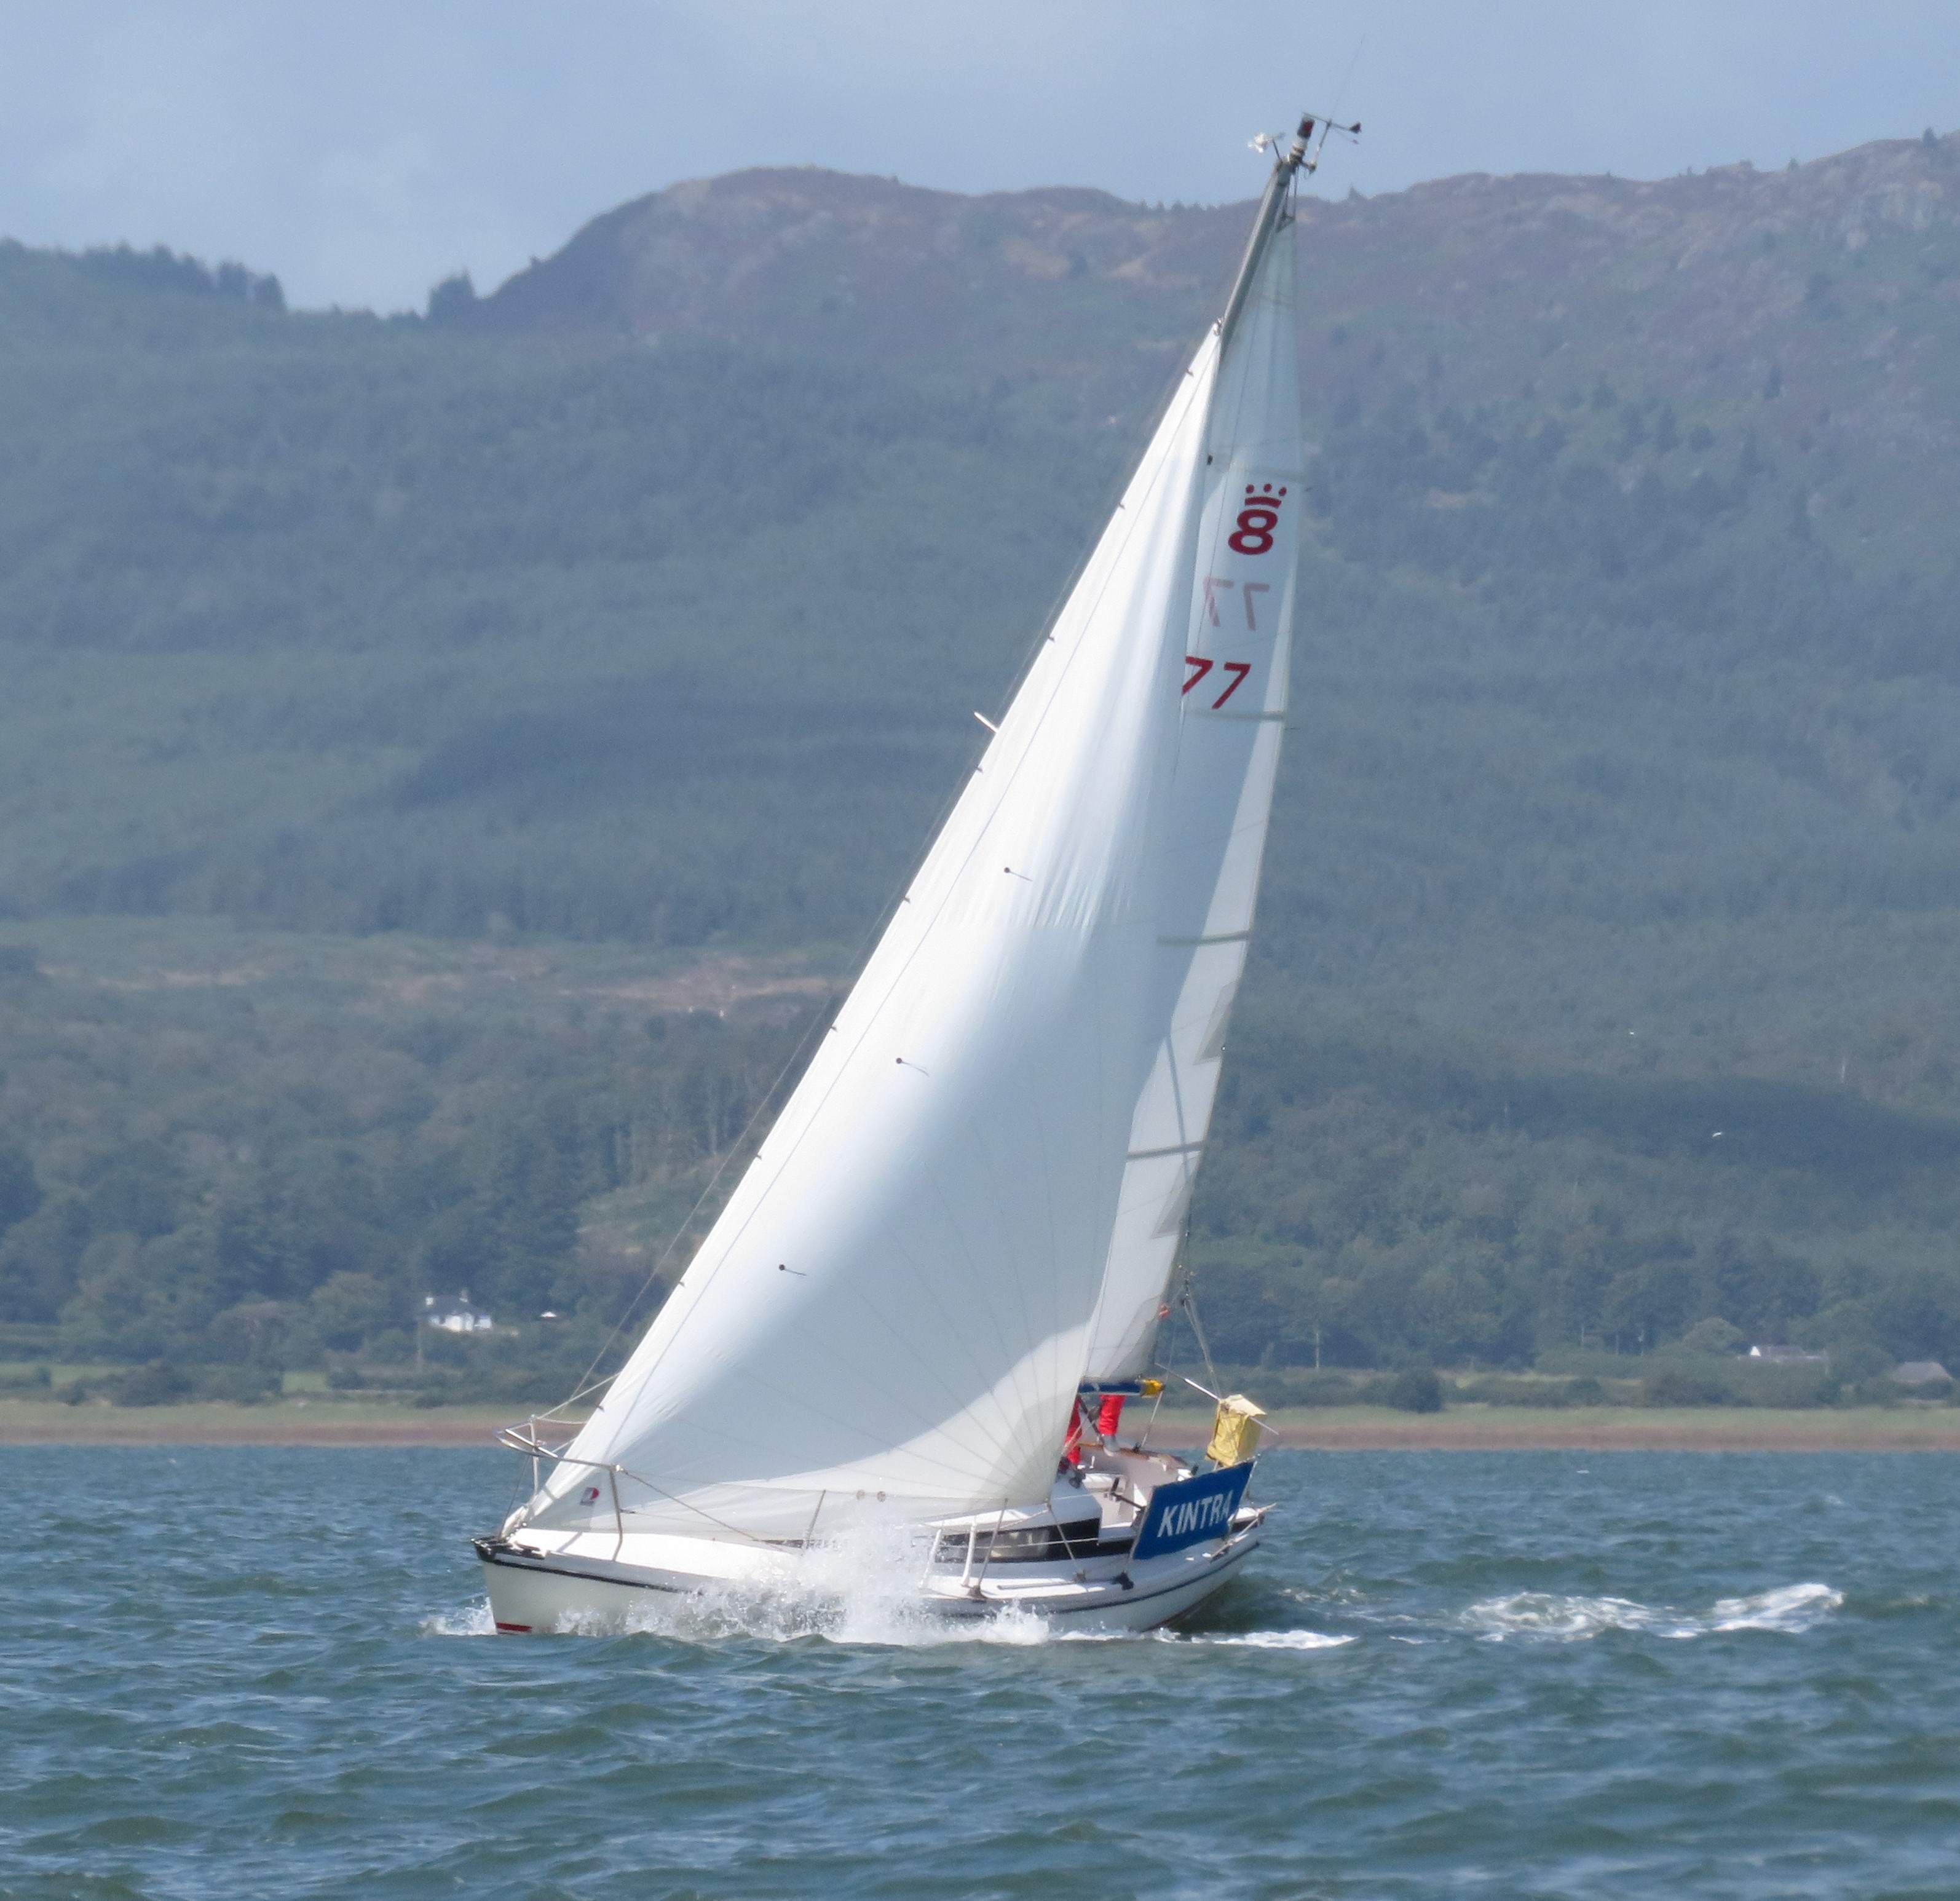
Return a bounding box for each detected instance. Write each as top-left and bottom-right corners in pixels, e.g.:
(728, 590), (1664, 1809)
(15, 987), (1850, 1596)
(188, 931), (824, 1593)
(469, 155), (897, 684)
(1180, 1277), (1223, 1397)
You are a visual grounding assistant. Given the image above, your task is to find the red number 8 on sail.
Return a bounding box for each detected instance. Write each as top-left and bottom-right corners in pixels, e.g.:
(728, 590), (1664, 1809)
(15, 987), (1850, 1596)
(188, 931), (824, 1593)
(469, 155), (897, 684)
(1228, 483), (1287, 555)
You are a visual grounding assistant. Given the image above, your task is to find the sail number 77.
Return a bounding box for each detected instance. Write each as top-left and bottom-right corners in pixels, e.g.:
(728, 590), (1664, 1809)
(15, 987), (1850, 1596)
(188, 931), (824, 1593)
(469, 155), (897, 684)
(1187, 574), (1267, 706)
(1184, 656), (1252, 707)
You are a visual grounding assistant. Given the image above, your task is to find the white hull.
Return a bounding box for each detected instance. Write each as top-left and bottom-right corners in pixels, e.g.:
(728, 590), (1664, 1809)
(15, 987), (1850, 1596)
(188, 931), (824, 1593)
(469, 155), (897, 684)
(475, 1509), (1265, 1637)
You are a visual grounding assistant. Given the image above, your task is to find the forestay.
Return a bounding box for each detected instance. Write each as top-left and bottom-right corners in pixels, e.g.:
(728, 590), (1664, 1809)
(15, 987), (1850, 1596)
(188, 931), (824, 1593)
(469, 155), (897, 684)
(524, 171), (1304, 1544)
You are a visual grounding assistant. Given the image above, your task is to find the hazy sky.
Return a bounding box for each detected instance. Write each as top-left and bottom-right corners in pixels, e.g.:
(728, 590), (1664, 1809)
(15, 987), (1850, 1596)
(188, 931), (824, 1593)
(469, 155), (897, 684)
(1, 2), (1951, 312)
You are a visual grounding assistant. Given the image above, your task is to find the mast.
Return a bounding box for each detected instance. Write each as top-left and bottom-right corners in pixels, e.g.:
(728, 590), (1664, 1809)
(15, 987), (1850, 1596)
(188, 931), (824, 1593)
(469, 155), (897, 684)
(1215, 113), (1340, 350)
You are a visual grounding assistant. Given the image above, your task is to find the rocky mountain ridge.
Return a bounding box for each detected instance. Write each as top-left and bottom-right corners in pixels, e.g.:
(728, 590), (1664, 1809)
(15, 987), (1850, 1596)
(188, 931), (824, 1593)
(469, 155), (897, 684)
(445, 131), (1960, 563)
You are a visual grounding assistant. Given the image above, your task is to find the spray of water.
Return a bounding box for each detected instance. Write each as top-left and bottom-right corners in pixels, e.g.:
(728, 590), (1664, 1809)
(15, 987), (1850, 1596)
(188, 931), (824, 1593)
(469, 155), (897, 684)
(430, 1510), (1067, 1647)
(424, 1599), (497, 1637)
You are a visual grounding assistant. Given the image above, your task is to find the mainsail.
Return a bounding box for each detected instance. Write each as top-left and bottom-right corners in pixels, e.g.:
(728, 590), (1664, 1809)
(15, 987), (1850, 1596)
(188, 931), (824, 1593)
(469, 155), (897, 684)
(526, 144), (1307, 1544)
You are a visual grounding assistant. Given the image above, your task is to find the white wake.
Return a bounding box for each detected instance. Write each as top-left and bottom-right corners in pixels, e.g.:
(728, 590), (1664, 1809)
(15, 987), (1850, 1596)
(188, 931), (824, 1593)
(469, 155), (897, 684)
(1190, 1629), (1356, 1651)
(1464, 1581), (1841, 1642)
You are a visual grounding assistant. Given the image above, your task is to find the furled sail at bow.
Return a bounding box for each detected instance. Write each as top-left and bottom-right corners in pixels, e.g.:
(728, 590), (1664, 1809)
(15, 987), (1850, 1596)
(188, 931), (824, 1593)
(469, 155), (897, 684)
(523, 152), (1305, 1545)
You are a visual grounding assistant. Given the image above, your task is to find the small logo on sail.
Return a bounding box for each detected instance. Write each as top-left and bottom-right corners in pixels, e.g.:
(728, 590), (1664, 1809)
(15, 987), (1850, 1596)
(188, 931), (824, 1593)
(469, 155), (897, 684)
(1228, 484), (1287, 556)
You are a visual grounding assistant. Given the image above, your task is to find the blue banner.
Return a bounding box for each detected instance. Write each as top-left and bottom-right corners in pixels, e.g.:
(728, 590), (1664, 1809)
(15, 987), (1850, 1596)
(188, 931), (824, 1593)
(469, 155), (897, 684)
(1132, 1462), (1254, 1561)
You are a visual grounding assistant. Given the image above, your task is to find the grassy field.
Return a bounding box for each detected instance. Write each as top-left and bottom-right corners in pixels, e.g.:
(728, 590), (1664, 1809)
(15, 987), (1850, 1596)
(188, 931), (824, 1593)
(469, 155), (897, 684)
(6, 1397), (1959, 1450)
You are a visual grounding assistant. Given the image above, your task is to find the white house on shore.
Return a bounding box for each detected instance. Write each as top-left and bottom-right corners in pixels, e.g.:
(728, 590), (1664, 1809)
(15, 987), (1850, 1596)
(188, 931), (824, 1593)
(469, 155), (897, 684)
(424, 1292), (493, 1334)
(1891, 1361), (1951, 1386)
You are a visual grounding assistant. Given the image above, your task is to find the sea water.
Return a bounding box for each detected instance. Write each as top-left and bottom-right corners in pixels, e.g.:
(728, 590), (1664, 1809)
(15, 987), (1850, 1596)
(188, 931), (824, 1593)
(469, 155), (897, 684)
(2, 1447), (1954, 1899)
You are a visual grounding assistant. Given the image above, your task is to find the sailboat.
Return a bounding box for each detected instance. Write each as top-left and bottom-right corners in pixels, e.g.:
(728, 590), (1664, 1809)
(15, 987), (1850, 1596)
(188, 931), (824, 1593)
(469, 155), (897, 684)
(477, 113), (1338, 1635)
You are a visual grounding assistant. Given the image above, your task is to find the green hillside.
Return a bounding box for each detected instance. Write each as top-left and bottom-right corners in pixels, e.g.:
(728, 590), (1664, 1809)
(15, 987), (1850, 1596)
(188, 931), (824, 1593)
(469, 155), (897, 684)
(2, 136), (1960, 1395)
(0, 246), (1105, 944)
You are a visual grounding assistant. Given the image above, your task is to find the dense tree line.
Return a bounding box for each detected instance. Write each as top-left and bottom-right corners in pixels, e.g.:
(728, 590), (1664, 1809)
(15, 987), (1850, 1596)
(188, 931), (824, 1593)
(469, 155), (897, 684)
(0, 952), (812, 1387)
(1189, 1002), (1960, 1372)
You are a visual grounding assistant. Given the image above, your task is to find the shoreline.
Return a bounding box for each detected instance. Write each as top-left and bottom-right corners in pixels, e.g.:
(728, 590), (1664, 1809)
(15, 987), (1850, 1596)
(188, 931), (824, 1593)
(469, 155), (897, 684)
(6, 1399), (1960, 1451)
(1197, 1405), (1960, 1451)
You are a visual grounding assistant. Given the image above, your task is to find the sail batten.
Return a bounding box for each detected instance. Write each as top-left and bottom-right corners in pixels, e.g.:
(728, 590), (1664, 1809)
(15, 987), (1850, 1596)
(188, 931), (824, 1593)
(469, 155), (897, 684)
(523, 163), (1306, 1543)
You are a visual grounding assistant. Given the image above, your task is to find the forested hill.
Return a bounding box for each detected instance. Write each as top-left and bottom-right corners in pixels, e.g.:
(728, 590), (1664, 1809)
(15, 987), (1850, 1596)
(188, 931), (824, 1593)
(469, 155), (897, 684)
(2, 132), (1960, 1389)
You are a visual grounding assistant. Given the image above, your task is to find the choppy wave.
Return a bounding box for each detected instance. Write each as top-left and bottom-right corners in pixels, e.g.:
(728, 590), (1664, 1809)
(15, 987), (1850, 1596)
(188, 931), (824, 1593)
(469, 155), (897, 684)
(18, 1447), (1957, 1901)
(1464, 1581), (1841, 1642)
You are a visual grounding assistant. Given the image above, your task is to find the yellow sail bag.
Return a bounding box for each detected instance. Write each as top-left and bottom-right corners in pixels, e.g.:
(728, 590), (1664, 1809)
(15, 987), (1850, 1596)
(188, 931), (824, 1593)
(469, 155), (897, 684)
(1207, 1393), (1267, 1466)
